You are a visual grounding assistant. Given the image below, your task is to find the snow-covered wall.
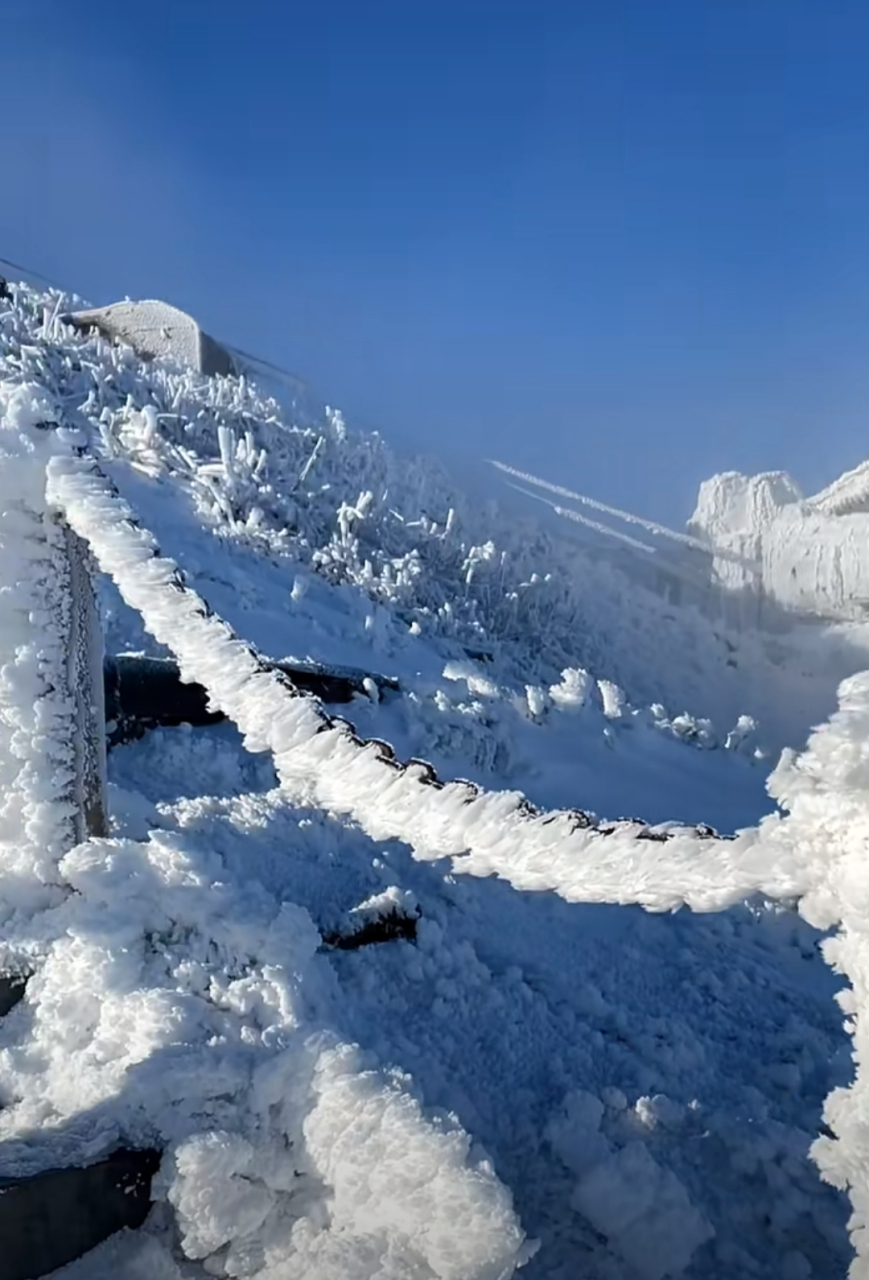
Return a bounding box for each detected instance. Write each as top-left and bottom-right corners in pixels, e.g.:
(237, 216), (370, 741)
(762, 506), (869, 619)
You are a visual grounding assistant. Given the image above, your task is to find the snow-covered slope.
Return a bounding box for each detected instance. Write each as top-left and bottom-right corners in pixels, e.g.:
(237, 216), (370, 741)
(0, 279), (865, 1279)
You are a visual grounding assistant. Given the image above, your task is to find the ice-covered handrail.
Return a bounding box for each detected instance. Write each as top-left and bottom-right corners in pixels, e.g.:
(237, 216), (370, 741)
(0, 426), (527, 1280)
(49, 451), (805, 915)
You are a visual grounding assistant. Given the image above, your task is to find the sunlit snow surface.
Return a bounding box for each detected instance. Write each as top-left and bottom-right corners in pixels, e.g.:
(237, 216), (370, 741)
(0, 283), (860, 1277)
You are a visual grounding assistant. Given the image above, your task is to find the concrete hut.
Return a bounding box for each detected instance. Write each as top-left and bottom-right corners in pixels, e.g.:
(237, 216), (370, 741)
(64, 298), (236, 377)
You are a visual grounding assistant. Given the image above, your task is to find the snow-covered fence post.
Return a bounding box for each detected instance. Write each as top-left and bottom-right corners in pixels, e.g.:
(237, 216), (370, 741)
(0, 395), (109, 915)
(59, 519), (108, 841)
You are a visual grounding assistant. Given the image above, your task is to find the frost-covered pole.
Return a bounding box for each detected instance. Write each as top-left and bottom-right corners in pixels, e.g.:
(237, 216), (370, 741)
(60, 520), (108, 841)
(0, 389), (109, 929)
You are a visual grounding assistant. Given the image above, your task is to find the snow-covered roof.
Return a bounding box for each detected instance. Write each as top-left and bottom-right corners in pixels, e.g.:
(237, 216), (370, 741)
(64, 299), (236, 377)
(808, 457), (869, 516)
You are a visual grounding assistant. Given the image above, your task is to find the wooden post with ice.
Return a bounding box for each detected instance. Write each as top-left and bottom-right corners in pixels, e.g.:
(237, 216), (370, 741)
(59, 519), (109, 842)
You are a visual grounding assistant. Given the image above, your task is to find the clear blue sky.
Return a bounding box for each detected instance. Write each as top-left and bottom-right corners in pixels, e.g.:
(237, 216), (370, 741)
(3, 0), (869, 520)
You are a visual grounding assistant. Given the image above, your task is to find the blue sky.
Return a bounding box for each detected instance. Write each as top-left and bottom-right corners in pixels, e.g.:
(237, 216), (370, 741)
(3, 0), (869, 521)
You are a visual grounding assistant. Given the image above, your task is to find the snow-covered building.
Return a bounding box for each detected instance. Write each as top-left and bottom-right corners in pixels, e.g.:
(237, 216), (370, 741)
(689, 466), (869, 626)
(63, 299), (236, 378)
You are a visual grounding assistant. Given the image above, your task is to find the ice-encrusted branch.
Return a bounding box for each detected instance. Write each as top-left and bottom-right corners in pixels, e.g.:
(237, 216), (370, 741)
(48, 452), (806, 915)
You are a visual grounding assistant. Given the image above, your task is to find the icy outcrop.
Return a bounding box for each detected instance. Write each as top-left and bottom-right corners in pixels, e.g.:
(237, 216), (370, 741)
(690, 470), (805, 547)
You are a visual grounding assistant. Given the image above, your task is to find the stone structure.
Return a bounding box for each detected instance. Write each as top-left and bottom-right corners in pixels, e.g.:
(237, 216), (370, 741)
(64, 298), (236, 377)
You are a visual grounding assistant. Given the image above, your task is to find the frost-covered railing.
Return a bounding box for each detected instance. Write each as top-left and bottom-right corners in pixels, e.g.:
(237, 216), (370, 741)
(60, 522), (108, 841)
(0, 392), (530, 1279)
(46, 449), (804, 917)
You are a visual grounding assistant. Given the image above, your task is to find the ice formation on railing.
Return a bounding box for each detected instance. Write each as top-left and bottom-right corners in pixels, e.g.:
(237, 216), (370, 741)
(49, 441), (864, 1271)
(49, 451), (796, 918)
(751, 674), (869, 1264)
